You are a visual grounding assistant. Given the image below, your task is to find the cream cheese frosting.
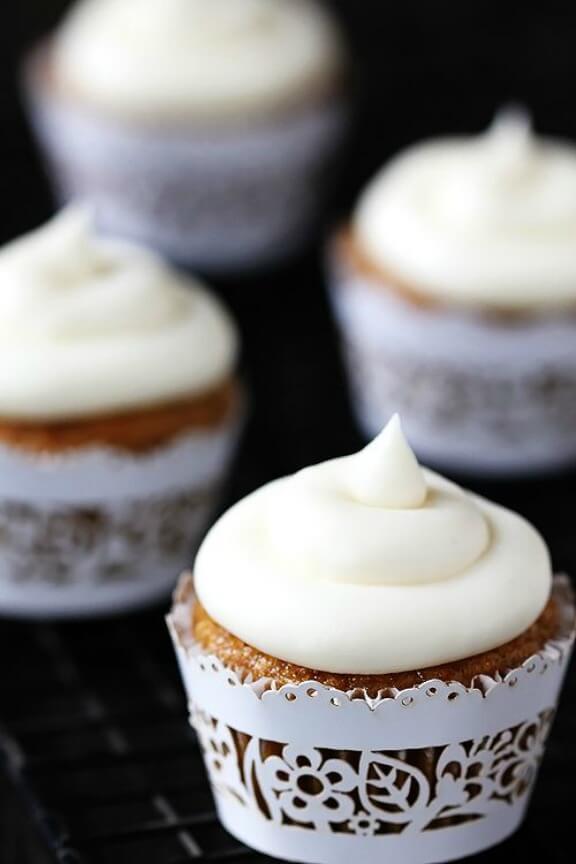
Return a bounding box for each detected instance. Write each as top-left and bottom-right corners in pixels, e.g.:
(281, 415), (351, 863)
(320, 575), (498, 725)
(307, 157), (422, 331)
(52, 0), (345, 118)
(0, 209), (238, 420)
(195, 416), (551, 674)
(354, 108), (576, 309)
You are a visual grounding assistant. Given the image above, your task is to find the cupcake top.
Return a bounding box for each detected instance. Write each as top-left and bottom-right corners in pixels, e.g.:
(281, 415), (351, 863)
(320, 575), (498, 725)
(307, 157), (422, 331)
(0, 209), (238, 421)
(195, 417), (551, 674)
(52, 0), (345, 119)
(354, 108), (576, 310)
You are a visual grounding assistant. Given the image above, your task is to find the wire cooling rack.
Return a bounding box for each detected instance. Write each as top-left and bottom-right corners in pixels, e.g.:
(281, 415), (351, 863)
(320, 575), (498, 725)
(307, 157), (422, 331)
(0, 606), (274, 864)
(0, 572), (575, 864)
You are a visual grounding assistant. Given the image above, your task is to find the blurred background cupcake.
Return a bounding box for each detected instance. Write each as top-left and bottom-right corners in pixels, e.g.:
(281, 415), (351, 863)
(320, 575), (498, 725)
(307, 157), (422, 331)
(329, 108), (576, 475)
(23, 0), (349, 274)
(0, 208), (241, 618)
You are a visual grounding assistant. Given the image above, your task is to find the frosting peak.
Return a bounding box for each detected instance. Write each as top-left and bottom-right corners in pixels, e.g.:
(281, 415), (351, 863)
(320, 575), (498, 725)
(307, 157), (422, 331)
(233, 417), (490, 590)
(354, 108), (576, 309)
(484, 105), (534, 173)
(341, 414), (427, 508)
(195, 420), (551, 674)
(0, 209), (238, 420)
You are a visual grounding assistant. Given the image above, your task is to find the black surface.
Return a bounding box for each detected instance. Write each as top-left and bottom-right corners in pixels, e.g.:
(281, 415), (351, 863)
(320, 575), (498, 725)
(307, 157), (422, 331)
(1, 2), (576, 862)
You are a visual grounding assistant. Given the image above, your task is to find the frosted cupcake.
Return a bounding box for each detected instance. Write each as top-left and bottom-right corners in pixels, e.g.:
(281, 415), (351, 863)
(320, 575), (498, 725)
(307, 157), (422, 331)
(329, 109), (576, 474)
(0, 209), (241, 618)
(25, 0), (348, 273)
(169, 417), (575, 864)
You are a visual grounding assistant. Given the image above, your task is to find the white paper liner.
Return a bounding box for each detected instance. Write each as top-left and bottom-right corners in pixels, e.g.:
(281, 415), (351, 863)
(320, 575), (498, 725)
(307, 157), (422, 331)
(24, 49), (348, 273)
(168, 573), (575, 864)
(328, 241), (576, 475)
(0, 409), (242, 619)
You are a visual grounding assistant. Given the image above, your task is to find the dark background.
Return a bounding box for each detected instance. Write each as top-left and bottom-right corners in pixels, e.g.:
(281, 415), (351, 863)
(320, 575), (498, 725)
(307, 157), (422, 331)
(1, 2), (576, 862)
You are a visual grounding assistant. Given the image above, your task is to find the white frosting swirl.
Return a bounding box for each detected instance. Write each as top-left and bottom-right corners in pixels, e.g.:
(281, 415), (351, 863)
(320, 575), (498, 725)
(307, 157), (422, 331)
(354, 108), (576, 309)
(195, 417), (551, 674)
(53, 0), (345, 118)
(0, 209), (238, 420)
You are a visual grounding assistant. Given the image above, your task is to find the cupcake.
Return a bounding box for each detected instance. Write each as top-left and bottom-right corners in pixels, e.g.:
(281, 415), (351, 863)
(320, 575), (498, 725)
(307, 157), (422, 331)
(329, 108), (576, 475)
(168, 416), (575, 863)
(24, 0), (348, 273)
(0, 208), (241, 618)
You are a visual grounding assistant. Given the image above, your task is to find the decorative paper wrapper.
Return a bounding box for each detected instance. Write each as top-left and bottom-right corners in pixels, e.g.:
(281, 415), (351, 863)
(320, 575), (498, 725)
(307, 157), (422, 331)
(0, 411), (241, 619)
(168, 574), (575, 864)
(328, 241), (576, 475)
(24, 48), (348, 273)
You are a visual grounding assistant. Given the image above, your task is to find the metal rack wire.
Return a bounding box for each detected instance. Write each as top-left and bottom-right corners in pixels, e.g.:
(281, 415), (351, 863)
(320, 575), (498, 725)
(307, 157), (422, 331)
(0, 607), (269, 863)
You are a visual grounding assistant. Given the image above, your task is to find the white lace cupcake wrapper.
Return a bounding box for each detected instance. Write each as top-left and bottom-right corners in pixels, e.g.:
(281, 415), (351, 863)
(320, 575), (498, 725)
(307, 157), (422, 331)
(0, 410), (242, 618)
(327, 243), (576, 475)
(167, 573), (575, 864)
(24, 49), (348, 273)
